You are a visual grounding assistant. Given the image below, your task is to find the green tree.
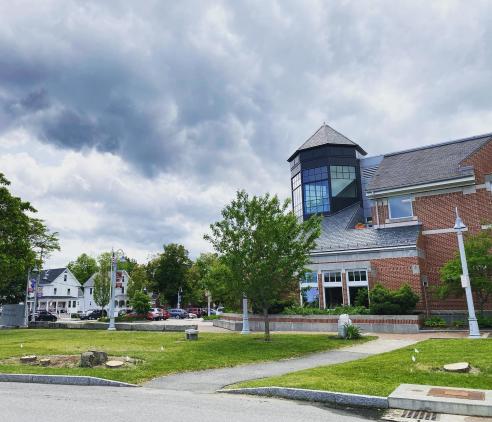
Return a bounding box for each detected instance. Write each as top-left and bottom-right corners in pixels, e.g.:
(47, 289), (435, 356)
(0, 174), (59, 304)
(439, 229), (492, 314)
(127, 264), (150, 301)
(205, 190), (321, 341)
(67, 253), (98, 285)
(93, 270), (111, 313)
(131, 290), (151, 314)
(150, 244), (191, 306)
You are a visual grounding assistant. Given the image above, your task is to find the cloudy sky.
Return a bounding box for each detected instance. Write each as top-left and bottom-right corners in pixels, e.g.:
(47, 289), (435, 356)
(1, 0), (492, 267)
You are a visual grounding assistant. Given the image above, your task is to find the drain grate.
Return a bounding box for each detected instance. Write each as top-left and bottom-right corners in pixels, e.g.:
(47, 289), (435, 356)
(382, 409), (439, 421)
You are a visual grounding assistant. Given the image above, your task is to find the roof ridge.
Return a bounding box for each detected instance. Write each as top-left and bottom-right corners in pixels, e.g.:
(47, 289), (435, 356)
(385, 132), (492, 157)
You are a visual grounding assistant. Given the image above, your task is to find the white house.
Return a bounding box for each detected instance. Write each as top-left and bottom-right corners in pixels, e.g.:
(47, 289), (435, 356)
(27, 268), (83, 315)
(83, 270), (131, 314)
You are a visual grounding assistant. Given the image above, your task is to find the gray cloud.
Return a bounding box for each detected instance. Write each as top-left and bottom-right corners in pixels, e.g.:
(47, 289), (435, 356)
(2, 0), (492, 264)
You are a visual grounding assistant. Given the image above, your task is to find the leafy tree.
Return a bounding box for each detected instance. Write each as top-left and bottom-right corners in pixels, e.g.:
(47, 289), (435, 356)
(439, 229), (492, 314)
(0, 173), (59, 304)
(67, 253), (98, 285)
(131, 290), (151, 314)
(93, 269), (111, 313)
(127, 264), (150, 301)
(150, 243), (191, 306)
(369, 283), (419, 315)
(205, 190), (321, 341)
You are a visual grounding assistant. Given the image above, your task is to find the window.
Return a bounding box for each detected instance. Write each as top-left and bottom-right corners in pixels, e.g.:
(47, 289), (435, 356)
(121, 286), (125, 294)
(346, 269), (369, 307)
(292, 173), (302, 218)
(302, 167), (330, 215)
(323, 271), (342, 283)
(72, 301), (76, 308)
(323, 271), (343, 308)
(67, 288), (71, 295)
(90, 288), (93, 295)
(388, 195), (413, 219)
(330, 166), (357, 198)
(303, 166), (328, 183)
(301, 272), (317, 285)
(54, 288), (57, 295)
(64, 273), (67, 281)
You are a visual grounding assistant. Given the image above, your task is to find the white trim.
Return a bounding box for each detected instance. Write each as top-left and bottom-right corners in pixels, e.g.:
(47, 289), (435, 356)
(366, 176), (476, 198)
(311, 244), (416, 256)
(423, 227), (469, 235)
(373, 220), (420, 229)
(482, 224), (492, 230)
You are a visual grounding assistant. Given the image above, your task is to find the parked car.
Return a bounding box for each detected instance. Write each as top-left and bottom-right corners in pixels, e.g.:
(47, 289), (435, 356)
(28, 310), (57, 322)
(148, 308), (163, 321)
(210, 306), (224, 316)
(168, 308), (189, 319)
(186, 307), (205, 317)
(80, 309), (107, 320)
(161, 309), (170, 320)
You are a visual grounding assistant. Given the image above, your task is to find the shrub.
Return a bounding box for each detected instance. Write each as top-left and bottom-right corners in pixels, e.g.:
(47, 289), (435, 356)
(131, 291), (151, 315)
(202, 314), (220, 321)
(423, 316), (447, 328)
(477, 315), (492, 328)
(345, 323), (361, 339)
(452, 320), (466, 328)
(369, 283), (419, 315)
(253, 298), (298, 315)
(353, 288), (369, 308)
(70, 313), (80, 319)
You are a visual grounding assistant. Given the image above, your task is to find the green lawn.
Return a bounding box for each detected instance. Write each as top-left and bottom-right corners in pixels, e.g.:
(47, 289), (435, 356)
(0, 329), (371, 384)
(237, 339), (492, 397)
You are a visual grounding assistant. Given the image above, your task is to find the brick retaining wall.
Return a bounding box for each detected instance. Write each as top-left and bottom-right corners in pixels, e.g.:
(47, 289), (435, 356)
(214, 313), (422, 334)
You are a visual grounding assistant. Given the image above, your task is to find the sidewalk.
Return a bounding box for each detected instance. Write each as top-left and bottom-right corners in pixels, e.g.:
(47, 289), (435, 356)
(144, 336), (421, 393)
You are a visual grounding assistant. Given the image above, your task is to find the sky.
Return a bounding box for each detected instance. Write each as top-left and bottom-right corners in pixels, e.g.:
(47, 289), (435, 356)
(1, 0), (492, 268)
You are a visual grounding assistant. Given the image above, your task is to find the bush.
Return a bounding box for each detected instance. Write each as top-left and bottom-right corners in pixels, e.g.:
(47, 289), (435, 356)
(477, 315), (492, 328)
(423, 316), (447, 328)
(452, 320), (466, 328)
(131, 291), (151, 315)
(282, 305), (369, 315)
(70, 313), (80, 319)
(345, 323), (362, 339)
(202, 314), (220, 321)
(369, 284), (419, 315)
(253, 298), (298, 315)
(353, 288), (369, 308)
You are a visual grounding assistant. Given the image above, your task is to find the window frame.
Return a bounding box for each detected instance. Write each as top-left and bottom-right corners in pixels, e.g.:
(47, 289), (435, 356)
(346, 269), (369, 306)
(388, 195), (414, 220)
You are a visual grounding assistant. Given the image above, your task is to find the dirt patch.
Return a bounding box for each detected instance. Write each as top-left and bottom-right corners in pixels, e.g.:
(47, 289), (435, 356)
(2, 355), (142, 369)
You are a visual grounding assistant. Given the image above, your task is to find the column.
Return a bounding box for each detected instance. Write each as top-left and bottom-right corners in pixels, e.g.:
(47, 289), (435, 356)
(341, 270), (349, 306)
(317, 271), (325, 309)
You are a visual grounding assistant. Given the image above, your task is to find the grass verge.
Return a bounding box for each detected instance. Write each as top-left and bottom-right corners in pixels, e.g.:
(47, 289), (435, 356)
(0, 329), (372, 384)
(236, 338), (492, 397)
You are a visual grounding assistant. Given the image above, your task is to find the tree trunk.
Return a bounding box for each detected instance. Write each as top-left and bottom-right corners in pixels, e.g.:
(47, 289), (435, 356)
(263, 307), (271, 342)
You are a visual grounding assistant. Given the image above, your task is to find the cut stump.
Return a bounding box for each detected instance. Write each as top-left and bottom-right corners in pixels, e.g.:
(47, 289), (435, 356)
(443, 362), (471, 373)
(20, 355), (37, 363)
(105, 360), (124, 368)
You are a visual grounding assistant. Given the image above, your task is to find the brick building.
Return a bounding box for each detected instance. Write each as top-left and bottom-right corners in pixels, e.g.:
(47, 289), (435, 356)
(289, 124), (492, 313)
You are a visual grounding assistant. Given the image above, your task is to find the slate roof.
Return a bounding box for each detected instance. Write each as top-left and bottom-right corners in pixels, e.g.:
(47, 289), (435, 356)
(313, 204), (420, 253)
(288, 123), (367, 161)
(367, 133), (492, 193)
(38, 268), (67, 284)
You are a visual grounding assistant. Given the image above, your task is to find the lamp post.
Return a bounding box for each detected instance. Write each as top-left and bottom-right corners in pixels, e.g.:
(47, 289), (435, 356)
(177, 286), (183, 309)
(453, 208), (481, 338)
(241, 294), (250, 334)
(31, 266), (41, 322)
(108, 248), (126, 331)
(24, 269), (31, 326)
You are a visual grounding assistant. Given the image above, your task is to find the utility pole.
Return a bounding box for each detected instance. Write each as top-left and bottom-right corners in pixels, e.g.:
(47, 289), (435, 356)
(454, 208), (481, 338)
(24, 269), (31, 326)
(241, 294), (250, 334)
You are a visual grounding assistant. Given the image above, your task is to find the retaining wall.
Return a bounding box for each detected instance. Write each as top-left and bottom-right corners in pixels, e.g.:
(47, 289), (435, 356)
(214, 313), (422, 334)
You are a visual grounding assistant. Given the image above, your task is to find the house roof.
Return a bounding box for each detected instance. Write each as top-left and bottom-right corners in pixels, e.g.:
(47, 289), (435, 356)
(367, 133), (492, 193)
(313, 204), (420, 253)
(38, 268), (67, 284)
(288, 123), (367, 162)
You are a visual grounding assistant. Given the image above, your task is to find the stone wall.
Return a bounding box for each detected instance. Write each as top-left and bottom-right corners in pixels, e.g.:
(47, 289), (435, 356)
(215, 313), (422, 334)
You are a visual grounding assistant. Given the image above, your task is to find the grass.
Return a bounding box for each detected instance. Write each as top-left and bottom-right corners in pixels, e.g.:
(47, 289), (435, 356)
(0, 329), (371, 384)
(236, 338), (492, 397)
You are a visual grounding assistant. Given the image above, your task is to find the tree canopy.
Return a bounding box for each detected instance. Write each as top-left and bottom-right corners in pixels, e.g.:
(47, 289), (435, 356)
(127, 264), (151, 301)
(0, 173), (59, 304)
(439, 229), (492, 314)
(68, 253), (98, 285)
(205, 190), (321, 340)
(93, 269), (111, 312)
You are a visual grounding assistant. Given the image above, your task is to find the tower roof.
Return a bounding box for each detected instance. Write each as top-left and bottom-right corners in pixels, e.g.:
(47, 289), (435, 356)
(288, 123), (367, 162)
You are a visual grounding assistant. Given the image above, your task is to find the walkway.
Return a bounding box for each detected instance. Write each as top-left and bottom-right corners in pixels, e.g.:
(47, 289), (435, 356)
(145, 336), (420, 393)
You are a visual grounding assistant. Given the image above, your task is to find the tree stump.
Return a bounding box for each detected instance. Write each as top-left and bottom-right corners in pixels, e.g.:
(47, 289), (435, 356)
(89, 350), (108, 365)
(40, 358), (51, 366)
(105, 360), (124, 368)
(20, 355), (37, 363)
(443, 362), (471, 373)
(80, 352), (96, 368)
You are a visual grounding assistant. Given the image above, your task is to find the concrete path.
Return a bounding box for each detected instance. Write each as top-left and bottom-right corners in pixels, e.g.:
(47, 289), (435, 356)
(145, 336), (418, 393)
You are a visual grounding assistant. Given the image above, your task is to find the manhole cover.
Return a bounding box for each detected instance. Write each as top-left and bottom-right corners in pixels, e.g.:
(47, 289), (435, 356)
(428, 388), (485, 401)
(382, 409), (439, 421)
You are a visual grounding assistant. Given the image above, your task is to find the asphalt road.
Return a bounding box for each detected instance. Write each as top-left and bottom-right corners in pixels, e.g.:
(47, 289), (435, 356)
(0, 382), (379, 422)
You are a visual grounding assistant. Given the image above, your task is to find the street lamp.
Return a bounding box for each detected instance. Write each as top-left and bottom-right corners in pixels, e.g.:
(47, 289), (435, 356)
(453, 208), (481, 338)
(241, 293), (250, 335)
(108, 248), (126, 331)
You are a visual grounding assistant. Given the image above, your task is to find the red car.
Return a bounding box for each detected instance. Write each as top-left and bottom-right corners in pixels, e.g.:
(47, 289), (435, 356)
(161, 309), (170, 320)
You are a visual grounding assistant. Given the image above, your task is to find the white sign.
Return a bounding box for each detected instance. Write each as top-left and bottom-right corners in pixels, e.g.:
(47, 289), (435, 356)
(461, 274), (470, 288)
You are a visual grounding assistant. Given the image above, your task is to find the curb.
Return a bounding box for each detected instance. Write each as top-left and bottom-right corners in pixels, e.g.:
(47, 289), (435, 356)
(0, 373), (138, 387)
(219, 386), (388, 408)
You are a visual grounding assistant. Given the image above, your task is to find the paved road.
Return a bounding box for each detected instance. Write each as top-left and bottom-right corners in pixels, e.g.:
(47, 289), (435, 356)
(0, 382), (379, 422)
(145, 337), (418, 392)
